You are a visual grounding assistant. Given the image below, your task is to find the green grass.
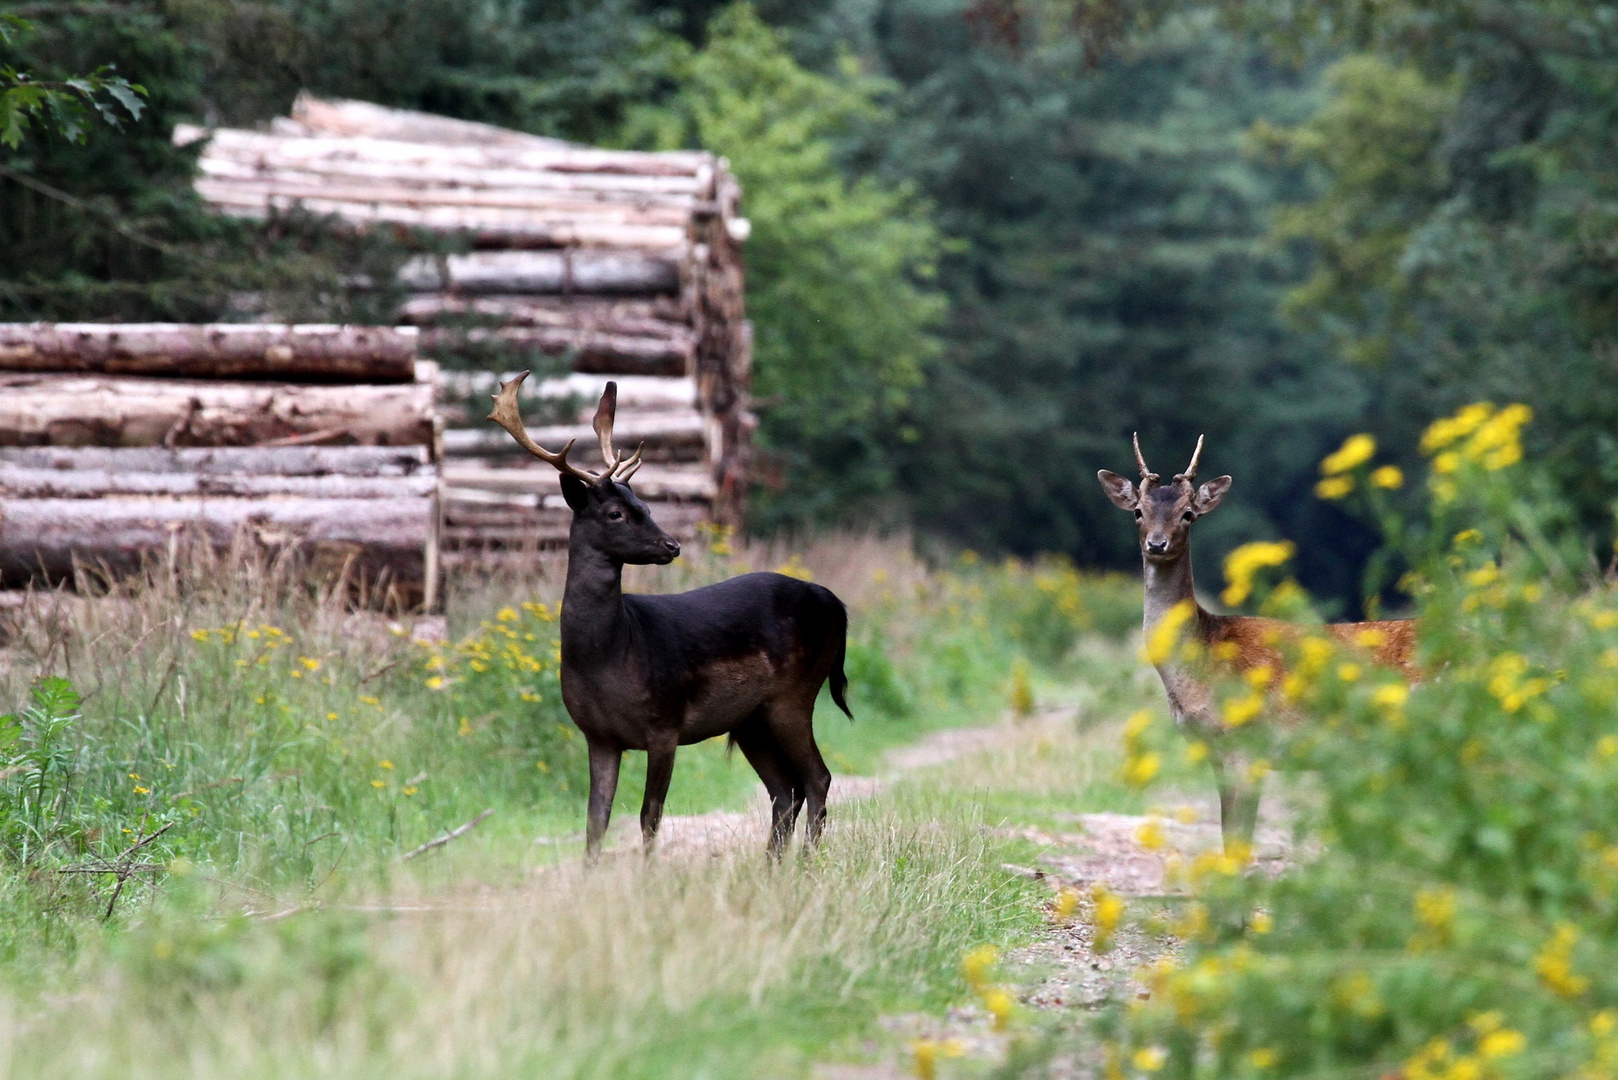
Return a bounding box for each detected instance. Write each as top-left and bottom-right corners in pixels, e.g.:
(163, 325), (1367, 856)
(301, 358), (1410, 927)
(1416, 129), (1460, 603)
(0, 533), (1179, 1077)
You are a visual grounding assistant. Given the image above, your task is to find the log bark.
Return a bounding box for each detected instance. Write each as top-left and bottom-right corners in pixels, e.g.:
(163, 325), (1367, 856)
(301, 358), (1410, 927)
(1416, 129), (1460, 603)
(442, 462), (713, 501)
(0, 373), (435, 448)
(0, 497), (433, 582)
(194, 171), (696, 218)
(437, 372), (695, 413)
(288, 93), (575, 150)
(0, 468), (436, 499)
(397, 251), (681, 296)
(0, 324), (418, 383)
(441, 411), (707, 461)
(397, 294), (686, 334)
(440, 500), (706, 554)
(0, 445), (433, 476)
(422, 327), (691, 376)
(179, 125), (712, 179)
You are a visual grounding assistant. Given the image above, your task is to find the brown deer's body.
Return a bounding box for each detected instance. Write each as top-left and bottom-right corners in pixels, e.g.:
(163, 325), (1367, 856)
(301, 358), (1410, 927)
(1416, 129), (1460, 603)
(1101, 435), (1416, 850)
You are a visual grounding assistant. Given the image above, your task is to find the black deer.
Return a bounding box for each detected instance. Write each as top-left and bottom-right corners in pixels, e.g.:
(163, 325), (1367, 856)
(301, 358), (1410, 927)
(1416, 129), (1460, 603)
(489, 374), (853, 860)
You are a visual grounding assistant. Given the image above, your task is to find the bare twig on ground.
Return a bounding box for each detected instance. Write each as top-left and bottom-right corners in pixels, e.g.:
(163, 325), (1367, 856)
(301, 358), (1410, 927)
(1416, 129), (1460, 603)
(401, 809), (494, 861)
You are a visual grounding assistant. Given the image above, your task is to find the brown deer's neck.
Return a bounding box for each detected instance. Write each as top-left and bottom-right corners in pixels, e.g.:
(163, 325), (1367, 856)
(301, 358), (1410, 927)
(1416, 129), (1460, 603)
(561, 541), (630, 661)
(1141, 549), (1203, 635)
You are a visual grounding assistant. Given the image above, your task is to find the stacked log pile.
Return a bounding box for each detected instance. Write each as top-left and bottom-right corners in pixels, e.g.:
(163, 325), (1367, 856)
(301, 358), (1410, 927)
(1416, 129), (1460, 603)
(0, 325), (440, 599)
(180, 94), (752, 565)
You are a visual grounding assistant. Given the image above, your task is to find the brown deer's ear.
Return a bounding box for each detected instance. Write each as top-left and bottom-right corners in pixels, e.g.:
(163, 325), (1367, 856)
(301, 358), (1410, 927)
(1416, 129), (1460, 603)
(1194, 475), (1233, 515)
(1097, 470), (1139, 510)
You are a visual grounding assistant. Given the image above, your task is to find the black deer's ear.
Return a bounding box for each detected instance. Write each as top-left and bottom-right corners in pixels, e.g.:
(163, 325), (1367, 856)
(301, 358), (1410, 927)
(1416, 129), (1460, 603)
(1194, 475), (1233, 515)
(560, 472), (593, 513)
(1097, 470), (1139, 510)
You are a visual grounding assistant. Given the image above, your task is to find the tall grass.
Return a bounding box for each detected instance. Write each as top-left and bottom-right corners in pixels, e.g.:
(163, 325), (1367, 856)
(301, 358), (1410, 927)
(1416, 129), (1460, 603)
(0, 530), (1139, 957)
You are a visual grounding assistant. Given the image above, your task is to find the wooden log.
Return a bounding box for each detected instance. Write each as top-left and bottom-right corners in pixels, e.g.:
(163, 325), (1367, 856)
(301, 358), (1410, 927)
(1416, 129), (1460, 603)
(397, 251), (682, 296)
(288, 93), (575, 150)
(0, 324), (418, 383)
(442, 462), (714, 501)
(441, 411), (708, 461)
(177, 125), (712, 179)
(437, 372), (696, 413)
(0, 468), (437, 499)
(195, 190), (690, 248)
(0, 445), (433, 476)
(194, 168), (698, 218)
(397, 294), (686, 334)
(0, 497), (433, 582)
(422, 327), (691, 376)
(0, 373), (436, 448)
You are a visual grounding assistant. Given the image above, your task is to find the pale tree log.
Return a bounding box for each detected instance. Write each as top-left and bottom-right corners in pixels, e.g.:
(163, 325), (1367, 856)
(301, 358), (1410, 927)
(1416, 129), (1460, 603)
(422, 327), (692, 376)
(0, 497), (433, 582)
(397, 251), (682, 295)
(0, 469), (437, 500)
(0, 324), (418, 383)
(437, 372), (695, 413)
(177, 124), (712, 179)
(0, 445), (433, 476)
(441, 411), (707, 461)
(442, 462), (713, 501)
(397, 294), (686, 335)
(0, 373), (435, 448)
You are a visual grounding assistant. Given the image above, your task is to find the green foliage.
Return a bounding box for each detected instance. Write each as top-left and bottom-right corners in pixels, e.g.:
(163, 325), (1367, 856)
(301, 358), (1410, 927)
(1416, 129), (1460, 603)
(1097, 403), (1618, 1078)
(0, 14), (147, 148)
(625, 4), (947, 528)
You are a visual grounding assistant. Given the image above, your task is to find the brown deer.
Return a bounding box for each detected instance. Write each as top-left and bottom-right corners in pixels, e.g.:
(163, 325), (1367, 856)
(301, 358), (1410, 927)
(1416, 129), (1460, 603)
(1098, 435), (1416, 850)
(489, 374), (852, 861)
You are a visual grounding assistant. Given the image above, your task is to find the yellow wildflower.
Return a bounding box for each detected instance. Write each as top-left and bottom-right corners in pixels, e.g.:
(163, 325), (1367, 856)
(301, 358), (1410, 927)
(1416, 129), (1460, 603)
(1052, 886), (1080, 924)
(981, 987), (1015, 1031)
(1370, 465), (1404, 489)
(1314, 475), (1354, 500)
(1222, 691), (1265, 728)
(1090, 883), (1125, 953)
(378, 759), (394, 770)
(1247, 1048), (1278, 1069)
(496, 607), (518, 622)
(1535, 924), (1588, 997)
(1222, 542), (1296, 606)
(1144, 600), (1196, 664)
(1250, 910), (1273, 934)
(1478, 1030), (1525, 1059)
(962, 945), (999, 989)
(1321, 433), (1376, 475)
(370, 779), (385, 789)
(299, 656), (320, 671)
(1135, 818), (1166, 850)
(1120, 752), (1160, 788)
(133, 785), (150, 795)
(1131, 1047), (1167, 1072)
(1184, 741), (1209, 763)
(1337, 663), (1361, 683)
(1421, 402), (1495, 453)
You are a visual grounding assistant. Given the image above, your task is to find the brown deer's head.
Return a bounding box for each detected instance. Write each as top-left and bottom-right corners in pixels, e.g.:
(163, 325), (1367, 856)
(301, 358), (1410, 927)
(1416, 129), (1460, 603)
(1098, 434), (1231, 564)
(489, 373), (682, 565)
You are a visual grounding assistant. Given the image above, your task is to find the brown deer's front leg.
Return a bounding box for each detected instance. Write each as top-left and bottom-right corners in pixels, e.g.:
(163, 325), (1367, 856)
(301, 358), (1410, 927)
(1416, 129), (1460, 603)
(639, 733), (679, 852)
(1209, 752), (1262, 853)
(585, 739), (622, 863)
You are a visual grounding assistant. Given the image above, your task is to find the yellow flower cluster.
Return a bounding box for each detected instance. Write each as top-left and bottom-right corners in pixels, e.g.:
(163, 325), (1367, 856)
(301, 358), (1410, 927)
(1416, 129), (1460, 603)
(1422, 403), (1532, 501)
(1405, 1014), (1526, 1080)
(424, 600), (559, 702)
(1535, 923), (1589, 998)
(1221, 542), (1296, 607)
(961, 944), (1016, 1030)
(1118, 710), (1160, 788)
(1485, 652), (1552, 714)
(1321, 433), (1376, 476)
(1088, 883), (1126, 954)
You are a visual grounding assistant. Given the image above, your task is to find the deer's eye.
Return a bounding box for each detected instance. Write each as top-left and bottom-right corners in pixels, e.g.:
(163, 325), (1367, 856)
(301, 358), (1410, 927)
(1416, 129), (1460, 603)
(606, 509), (624, 522)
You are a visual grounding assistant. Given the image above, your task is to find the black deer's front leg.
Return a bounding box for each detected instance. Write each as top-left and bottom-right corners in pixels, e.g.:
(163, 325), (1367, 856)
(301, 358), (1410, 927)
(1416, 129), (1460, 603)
(639, 731), (679, 852)
(585, 738), (622, 862)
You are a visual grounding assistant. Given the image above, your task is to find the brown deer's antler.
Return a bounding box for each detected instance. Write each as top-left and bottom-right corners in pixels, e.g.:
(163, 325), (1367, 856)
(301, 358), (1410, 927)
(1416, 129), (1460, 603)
(1132, 432), (1160, 487)
(1174, 435), (1205, 485)
(592, 380), (645, 483)
(488, 371), (596, 483)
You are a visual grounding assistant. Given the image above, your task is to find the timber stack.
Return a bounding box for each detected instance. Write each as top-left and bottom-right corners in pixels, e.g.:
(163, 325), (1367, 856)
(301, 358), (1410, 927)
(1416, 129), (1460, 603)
(0, 323), (439, 602)
(179, 94), (752, 566)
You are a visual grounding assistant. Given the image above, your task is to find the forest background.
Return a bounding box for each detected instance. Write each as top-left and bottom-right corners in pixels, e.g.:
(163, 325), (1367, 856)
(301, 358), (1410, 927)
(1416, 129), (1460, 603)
(2, 0), (1614, 613)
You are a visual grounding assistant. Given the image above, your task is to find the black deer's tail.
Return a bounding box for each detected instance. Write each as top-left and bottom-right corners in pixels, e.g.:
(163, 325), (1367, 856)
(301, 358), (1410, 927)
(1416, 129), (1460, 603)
(827, 593), (853, 721)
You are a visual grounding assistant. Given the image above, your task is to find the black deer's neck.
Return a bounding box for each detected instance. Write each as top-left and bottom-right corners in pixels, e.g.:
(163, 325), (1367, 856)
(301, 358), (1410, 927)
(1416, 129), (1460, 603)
(1142, 548), (1202, 636)
(561, 539), (632, 662)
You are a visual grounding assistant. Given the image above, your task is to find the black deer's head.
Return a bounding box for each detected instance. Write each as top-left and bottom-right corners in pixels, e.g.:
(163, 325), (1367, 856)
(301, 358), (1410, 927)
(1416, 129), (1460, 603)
(1097, 434), (1232, 564)
(489, 373), (682, 565)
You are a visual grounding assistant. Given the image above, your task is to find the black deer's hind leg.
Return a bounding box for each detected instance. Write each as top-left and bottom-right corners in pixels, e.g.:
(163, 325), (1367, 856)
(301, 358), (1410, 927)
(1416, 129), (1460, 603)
(585, 738), (623, 863)
(639, 731), (679, 853)
(766, 698), (832, 849)
(733, 719), (800, 858)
